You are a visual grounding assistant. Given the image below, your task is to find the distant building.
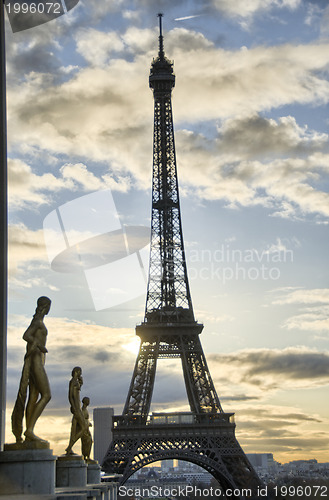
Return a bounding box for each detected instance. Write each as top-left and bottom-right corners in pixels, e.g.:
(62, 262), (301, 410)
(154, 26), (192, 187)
(93, 406), (114, 464)
(161, 459), (174, 472)
(247, 453), (276, 472)
(182, 471), (213, 485)
(176, 460), (199, 472)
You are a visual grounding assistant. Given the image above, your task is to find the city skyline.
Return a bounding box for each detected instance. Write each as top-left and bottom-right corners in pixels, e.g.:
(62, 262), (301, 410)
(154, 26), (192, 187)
(4, 0), (329, 464)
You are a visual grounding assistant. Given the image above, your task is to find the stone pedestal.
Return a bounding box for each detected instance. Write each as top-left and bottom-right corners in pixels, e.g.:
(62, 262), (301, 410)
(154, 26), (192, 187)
(0, 442), (56, 495)
(87, 461), (101, 484)
(56, 455), (87, 488)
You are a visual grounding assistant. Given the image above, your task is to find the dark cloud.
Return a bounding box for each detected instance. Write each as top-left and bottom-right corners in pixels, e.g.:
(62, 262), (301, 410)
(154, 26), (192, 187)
(152, 372), (187, 405)
(221, 395), (259, 402)
(94, 350), (112, 363)
(232, 406), (327, 458)
(4, 0), (128, 86)
(244, 419), (319, 434)
(243, 434), (329, 454)
(178, 114), (329, 170)
(218, 115), (328, 159)
(51, 344), (100, 362)
(245, 409), (323, 424)
(305, 0), (329, 6)
(209, 348), (329, 389)
(5, 13), (71, 86)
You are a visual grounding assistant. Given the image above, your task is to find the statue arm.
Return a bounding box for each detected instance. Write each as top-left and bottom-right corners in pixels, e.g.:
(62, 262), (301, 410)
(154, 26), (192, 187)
(69, 382), (82, 416)
(23, 323), (36, 343)
(23, 321), (48, 354)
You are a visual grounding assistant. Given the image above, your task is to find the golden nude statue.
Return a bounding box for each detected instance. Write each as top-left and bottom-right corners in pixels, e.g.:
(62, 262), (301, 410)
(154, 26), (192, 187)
(65, 366), (88, 455)
(81, 396), (93, 462)
(11, 296), (52, 443)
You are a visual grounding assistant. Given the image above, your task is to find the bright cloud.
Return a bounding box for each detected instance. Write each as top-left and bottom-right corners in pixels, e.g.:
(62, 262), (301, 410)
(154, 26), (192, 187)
(210, 0), (301, 20)
(273, 288), (329, 305)
(75, 29), (125, 65)
(271, 288), (329, 333)
(8, 158), (68, 208)
(8, 159), (131, 210)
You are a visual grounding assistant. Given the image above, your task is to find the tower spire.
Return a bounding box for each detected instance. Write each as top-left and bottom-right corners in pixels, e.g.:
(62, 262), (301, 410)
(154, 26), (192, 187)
(158, 12), (164, 59)
(149, 13), (175, 91)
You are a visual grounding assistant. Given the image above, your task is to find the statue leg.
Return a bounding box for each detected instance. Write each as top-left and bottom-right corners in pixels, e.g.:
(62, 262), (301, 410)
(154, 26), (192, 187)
(82, 430), (93, 461)
(12, 357), (31, 443)
(66, 416), (78, 454)
(66, 413), (86, 454)
(24, 360), (51, 441)
(25, 378), (38, 431)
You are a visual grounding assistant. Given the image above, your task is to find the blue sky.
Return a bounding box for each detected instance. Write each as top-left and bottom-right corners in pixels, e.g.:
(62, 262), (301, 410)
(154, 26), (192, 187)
(4, 0), (329, 463)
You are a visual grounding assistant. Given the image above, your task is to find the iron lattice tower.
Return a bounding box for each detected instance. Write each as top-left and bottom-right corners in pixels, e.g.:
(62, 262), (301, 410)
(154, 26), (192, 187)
(103, 15), (262, 498)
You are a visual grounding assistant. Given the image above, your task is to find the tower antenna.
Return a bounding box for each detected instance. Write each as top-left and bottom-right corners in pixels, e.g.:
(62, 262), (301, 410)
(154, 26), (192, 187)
(157, 12), (164, 59)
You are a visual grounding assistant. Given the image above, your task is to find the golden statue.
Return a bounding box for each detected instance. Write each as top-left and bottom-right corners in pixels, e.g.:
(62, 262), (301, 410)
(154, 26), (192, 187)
(11, 296), (52, 443)
(65, 366), (88, 455)
(81, 396), (93, 462)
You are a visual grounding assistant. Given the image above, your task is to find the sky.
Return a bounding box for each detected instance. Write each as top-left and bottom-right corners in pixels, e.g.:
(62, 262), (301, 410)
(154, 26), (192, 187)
(4, 0), (329, 465)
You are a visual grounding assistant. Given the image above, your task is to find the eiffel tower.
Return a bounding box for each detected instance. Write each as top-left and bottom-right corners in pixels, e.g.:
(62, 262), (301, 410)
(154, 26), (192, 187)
(103, 15), (262, 497)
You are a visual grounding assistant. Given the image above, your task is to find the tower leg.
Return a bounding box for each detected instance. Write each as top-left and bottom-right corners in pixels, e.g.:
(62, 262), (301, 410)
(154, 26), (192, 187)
(123, 339), (159, 421)
(180, 335), (223, 415)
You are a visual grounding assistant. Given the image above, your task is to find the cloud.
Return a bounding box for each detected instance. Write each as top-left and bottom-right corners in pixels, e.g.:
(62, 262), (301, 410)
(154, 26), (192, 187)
(271, 288), (329, 333)
(233, 404), (329, 461)
(8, 159), (131, 210)
(5, 27), (63, 85)
(208, 346), (329, 391)
(273, 288), (329, 305)
(4, 0), (88, 86)
(8, 158), (67, 208)
(7, 54), (153, 183)
(166, 27), (214, 52)
(172, 42), (329, 121)
(282, 308), (329, 332)
(176, 116), (329, 218)
(8, 223), (48, 277)
(59, 163), (131, 192)
(209, 0), (301, 20)
(141, 0), (301, 24)
(9, 29), (329, 145)
(75, 29), (125, 66)
(217, 115), (328, 159)
(244, 407), (322, 424)
(7, 25), (329, 220)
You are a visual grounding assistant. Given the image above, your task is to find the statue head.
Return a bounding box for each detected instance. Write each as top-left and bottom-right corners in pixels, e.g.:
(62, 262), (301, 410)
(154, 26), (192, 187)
(72, 366), (82, 377)
(36, 296), (51, 316)
(82, 396), (90, 407)
(71, 366), (83, 387)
